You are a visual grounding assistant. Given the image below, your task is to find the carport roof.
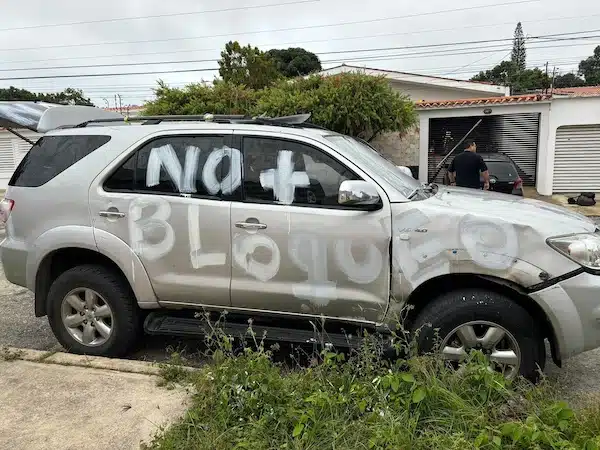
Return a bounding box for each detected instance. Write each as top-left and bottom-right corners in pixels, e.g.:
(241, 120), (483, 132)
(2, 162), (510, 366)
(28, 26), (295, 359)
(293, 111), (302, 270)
(416, 94), (552, 109)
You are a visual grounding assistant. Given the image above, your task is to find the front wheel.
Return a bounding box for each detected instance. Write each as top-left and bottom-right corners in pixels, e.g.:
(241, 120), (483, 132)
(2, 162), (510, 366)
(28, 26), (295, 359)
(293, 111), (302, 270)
(411, 289), (545, 381)
(47, 265), (140, 357)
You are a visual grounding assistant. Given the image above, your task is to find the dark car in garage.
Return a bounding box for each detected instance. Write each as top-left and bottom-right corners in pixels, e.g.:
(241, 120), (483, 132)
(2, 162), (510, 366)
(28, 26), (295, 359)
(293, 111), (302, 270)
(480, 153), (524, 196)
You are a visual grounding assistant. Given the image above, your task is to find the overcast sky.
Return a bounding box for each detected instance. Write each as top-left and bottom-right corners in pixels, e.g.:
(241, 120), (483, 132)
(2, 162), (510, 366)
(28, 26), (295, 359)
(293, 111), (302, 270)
(1, 0), (599, 107)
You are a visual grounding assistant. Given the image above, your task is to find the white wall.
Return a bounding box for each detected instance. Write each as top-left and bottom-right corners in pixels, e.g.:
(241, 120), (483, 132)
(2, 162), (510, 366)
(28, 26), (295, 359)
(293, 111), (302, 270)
(539, 96), (600, 195)
(389, 80), (506, 102)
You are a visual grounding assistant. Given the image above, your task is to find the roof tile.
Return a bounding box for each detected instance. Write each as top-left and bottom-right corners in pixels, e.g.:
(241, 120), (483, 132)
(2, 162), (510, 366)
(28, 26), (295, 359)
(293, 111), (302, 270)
(416, 94), (552, 109)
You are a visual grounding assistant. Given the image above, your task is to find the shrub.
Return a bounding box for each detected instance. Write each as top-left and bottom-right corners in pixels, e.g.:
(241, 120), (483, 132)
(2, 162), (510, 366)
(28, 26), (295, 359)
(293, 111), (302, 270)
(143, 73), (416, 140)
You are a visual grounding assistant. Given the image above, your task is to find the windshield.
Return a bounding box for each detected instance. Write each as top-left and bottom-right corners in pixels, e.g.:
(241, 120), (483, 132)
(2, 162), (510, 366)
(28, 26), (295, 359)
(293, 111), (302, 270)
(485, 161), (519, 180)
(324, 135), (423, 199)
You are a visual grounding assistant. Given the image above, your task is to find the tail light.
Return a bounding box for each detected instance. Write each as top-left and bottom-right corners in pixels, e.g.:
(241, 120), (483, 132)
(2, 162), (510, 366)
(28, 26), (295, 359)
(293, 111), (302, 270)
(513, 177), (523, 190)
(0, 198), (14, 224)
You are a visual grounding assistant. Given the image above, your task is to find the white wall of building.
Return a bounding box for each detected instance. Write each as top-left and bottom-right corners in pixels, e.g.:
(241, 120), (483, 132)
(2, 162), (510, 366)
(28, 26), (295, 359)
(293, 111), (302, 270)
(319, 65), (510, 101)
(388, 80), (507, 102)
(538, 96), (600, 195)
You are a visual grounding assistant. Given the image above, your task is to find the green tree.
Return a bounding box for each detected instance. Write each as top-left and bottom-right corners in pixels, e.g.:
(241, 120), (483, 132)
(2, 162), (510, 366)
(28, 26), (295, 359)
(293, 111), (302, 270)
(143, 73), (416, 140)
(0, 86), (93, 105)
(553, 72), (586, 88)
(145, 80), (257, 116)
(511, 22), (527, 72)
(0, 86), (38, 101)
(471, 61), (549, 93)
(579, 45), (600, 85)
(265, 47), (321, 77)
(218, 41), (280, 90)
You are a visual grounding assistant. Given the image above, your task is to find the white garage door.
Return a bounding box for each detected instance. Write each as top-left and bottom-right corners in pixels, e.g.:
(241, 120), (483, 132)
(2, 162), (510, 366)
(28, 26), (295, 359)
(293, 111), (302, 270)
(553, 124), (600, 193)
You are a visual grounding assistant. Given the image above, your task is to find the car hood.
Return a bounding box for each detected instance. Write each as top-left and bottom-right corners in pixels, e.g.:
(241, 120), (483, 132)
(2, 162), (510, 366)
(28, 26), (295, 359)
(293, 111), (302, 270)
(423, 186), (596, 237)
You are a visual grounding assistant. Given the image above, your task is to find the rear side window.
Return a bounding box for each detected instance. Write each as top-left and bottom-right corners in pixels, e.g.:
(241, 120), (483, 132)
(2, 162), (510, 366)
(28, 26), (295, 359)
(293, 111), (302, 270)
(103, 135), (230, 197)
(485, 161), (519, 179)
(9, 135), (111, 187)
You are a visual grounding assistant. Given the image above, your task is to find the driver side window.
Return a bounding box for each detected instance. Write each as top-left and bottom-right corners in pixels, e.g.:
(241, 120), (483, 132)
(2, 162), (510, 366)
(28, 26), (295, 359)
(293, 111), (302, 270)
(242, 136), (361, 207)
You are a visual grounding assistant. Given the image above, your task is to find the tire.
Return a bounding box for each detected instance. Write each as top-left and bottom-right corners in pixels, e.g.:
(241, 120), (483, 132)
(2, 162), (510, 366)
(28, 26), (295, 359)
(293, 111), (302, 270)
(411, 289), (545, 381)
(47, 264), (140, 357)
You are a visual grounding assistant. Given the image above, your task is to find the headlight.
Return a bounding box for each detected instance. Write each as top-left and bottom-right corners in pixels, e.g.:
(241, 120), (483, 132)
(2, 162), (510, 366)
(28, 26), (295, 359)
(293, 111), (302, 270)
(548, 233), (600, 270)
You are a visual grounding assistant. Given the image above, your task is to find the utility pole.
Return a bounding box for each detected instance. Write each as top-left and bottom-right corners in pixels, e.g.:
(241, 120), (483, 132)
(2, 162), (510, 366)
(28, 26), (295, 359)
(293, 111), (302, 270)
(544, 62), (549, 94)
(117, 94), (123, 114)
(550, 67), (557, 95)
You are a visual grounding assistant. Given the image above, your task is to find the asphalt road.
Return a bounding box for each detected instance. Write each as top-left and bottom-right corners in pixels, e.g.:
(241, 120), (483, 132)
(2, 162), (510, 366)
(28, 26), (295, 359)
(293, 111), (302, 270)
(1, 225), (600, 406)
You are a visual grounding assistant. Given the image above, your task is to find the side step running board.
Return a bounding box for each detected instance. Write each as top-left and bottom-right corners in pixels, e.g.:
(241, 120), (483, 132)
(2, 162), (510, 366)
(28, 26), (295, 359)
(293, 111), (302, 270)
(144, 312), (364, 349)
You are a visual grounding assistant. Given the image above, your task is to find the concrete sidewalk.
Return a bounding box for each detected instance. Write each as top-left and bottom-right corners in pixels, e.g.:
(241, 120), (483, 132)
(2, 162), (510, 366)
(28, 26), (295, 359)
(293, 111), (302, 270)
(0, 348), (190, 450)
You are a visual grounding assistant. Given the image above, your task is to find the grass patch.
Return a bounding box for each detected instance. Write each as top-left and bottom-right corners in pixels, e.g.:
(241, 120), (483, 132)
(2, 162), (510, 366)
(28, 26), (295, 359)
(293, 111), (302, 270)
(145, 316), (600, 450)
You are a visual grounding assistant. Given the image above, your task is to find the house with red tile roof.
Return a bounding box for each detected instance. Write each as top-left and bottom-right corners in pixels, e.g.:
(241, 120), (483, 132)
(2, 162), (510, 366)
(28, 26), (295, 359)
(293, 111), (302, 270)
(415, 90), (600, 196)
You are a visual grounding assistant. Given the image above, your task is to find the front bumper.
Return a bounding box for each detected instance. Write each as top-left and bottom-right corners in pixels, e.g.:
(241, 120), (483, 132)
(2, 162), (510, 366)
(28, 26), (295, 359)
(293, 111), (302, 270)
(530, 272), (600, 360)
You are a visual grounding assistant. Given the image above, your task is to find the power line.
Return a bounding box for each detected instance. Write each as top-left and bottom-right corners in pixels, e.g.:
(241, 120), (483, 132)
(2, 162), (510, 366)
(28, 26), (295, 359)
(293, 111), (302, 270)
(319, 40), (600, 65)
(4, 12), (599, 66)
(0, 0), (539, 53)
(3, 30), (598, 74)
(0, 68), (219, 82)
(1, 38), (595, 82)
(0, 0), (320, 32)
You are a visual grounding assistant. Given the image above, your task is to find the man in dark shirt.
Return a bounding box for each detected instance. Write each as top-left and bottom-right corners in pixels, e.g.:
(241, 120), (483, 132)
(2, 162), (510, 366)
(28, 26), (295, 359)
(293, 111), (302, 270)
(448, 140), (490, 190)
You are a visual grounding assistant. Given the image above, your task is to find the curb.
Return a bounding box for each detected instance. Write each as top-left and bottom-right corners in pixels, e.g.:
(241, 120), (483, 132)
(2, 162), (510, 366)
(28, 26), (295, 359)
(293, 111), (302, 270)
(1, 347), (162, 375)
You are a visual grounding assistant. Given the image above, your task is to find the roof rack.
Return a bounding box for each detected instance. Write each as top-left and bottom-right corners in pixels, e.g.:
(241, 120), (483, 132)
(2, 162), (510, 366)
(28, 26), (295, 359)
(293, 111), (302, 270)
(75, 112), (328, 130)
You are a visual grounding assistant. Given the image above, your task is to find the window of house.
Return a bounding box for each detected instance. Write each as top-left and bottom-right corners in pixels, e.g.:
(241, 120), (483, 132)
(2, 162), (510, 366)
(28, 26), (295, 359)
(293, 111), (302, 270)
(242, 136), (360, 207)
(104, 135), (230, 197)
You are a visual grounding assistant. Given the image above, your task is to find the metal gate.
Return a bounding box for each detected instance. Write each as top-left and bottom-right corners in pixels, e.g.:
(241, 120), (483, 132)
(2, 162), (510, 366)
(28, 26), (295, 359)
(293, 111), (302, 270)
(427, 113), (540, 186)
(553, 124), (600, 193)
(489, 113), (540, 186)
(0, 135), (15, 177)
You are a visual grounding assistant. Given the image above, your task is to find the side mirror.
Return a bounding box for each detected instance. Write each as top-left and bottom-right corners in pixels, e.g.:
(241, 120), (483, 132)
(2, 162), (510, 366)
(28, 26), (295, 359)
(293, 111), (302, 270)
(338, 180), (381, 209)
(397, 165), (413, 178)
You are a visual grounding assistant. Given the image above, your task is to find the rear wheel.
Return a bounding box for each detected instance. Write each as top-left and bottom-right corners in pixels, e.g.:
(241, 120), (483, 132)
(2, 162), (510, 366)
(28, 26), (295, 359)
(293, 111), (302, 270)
(411, 288), (545, 381)
(47, 265), (140, 357)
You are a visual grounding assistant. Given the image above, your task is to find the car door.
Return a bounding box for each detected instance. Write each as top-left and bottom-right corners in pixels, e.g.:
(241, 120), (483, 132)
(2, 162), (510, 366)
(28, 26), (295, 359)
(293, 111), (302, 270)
(229, 132), (392, 324)
(89, 131), (235, 307)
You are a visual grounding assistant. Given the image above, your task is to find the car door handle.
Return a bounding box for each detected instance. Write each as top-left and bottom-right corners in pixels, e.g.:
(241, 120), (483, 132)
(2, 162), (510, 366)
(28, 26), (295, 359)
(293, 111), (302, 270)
(99, 210), (126, 218)
(235, 221), (267, 230)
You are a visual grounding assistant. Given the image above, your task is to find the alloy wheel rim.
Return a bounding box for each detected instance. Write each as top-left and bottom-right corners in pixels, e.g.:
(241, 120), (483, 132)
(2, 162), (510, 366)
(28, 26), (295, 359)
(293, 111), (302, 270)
(440, 320), (521, 379)
(60, 288), (114, 347)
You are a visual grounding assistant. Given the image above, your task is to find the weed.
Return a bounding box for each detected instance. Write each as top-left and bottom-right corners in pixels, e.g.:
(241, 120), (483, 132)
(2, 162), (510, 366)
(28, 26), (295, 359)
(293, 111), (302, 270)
(147, 316), (600, 450)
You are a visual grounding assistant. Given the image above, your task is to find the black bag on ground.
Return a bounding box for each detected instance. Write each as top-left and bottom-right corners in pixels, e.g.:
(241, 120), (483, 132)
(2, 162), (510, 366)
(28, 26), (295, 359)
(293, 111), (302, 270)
(567, 192), (597, 207)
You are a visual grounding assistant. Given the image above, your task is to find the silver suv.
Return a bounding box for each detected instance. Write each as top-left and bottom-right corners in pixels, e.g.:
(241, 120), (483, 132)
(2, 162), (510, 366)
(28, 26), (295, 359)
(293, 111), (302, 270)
(2, 105), (600, 381)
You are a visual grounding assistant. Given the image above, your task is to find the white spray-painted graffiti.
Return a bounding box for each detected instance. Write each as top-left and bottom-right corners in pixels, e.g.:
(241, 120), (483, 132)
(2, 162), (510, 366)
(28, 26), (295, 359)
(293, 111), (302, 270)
(259, 150), (310, 205)
(233, 233), (282, 282)
(203, 146), (242, 195)
(188, 204), (226, 269)
(288, 233), (337, 305)
(127, 143), (522, 306)
(129, 197), (175, 262)
(146, 144), (242, 195)
(458, 214), (518, 271)
(146, 144), (308, 205)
